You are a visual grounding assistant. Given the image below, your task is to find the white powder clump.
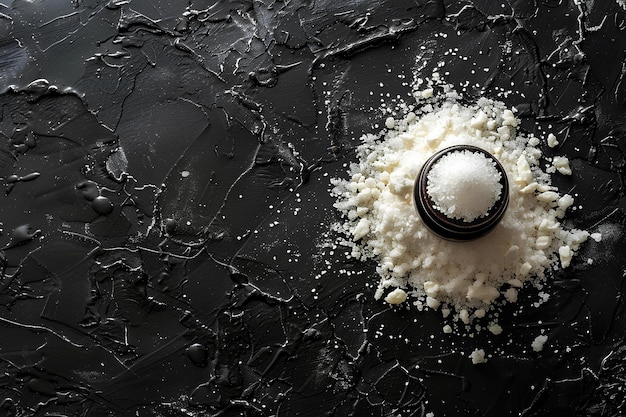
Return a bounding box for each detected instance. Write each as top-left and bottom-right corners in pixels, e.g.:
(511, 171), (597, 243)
(488, 323), (503, 335)
(547, 133), (559, 148)
(559, 245), (573, 268)
(504, 287), (518, 303)
(469, 348), (488, 364)
(427, 150), (502, 222)
(384, 288), (407, 305)
(531, 335), (549, 352)
(421, 88), (434, 99)
(330, 82), (589, 320)
(552, 156), (572, 176)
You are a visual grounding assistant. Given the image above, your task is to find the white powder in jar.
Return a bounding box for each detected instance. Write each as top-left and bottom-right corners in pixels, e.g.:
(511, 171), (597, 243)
(426, 149), (502, 222)
(331, 79), (589, 323)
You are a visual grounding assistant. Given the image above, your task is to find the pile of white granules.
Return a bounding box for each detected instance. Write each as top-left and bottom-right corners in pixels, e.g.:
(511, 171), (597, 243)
(331, 80), (593, 326)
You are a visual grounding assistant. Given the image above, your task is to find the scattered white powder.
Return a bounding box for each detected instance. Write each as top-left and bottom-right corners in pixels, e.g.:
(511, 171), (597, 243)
(331, 80), (589, 323)
(426, 150), (502, 222)
(469, 348), (487, 364)
(531, 335), (548, 352)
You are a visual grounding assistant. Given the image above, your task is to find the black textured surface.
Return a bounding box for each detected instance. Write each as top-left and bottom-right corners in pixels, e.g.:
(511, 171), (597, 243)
(1, 1), (625, 416)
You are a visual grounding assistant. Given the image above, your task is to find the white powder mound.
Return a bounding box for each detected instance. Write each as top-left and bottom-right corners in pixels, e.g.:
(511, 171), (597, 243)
(427, 150), (502, 222)
(331, 81), (589, 321)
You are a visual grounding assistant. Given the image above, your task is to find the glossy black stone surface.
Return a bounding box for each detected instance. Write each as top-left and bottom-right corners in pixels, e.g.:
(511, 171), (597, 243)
(0, 1), (625, 416)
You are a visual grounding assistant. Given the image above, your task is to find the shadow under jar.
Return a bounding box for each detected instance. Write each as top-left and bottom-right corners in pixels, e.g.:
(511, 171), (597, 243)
(414, 145), (510, 241)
